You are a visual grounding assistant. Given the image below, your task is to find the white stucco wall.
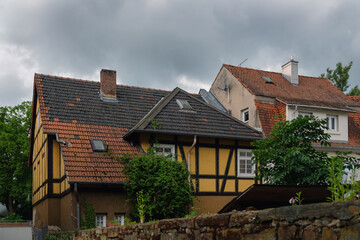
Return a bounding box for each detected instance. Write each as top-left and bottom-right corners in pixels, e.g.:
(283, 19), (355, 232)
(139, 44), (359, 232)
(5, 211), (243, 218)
(210, 67), (261, 129)
(287, 106), (349, 142)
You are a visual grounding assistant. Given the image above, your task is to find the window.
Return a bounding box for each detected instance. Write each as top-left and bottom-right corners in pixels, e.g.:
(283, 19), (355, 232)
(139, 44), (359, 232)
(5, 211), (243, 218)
(241, 108), (249, 123)
(114, 213), (125, 226)
(326, 115), (338, 131)
(153, 143), (175, 157)
(298, 112), (312, 118)
(176, 99), (193, 111)
(36, 111), (40, 131)
(237, 149), (254, 178)
(90, 139), (106, 152)
(96, 214), (106, 227)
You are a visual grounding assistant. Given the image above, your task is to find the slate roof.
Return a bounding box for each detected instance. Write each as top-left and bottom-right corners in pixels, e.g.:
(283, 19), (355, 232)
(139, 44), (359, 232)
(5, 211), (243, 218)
(124, 88), (262, 140)
(30, 73), (263, 183)
(223, 64), (359, 111)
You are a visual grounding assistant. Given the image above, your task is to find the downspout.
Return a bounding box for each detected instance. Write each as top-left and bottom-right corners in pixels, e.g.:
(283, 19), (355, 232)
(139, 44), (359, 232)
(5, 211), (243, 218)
(187, 135), (197, 173)
(292, 105), (298, 119)
(74, 183), (80, 228)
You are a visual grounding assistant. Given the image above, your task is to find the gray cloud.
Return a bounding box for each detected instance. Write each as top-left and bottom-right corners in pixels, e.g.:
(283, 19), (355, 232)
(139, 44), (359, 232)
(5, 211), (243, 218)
(0, 0), (359, 106)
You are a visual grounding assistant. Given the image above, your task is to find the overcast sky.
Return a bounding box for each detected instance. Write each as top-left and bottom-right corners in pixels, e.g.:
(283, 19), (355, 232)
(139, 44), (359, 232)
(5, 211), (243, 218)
(0, 0), (359, 106)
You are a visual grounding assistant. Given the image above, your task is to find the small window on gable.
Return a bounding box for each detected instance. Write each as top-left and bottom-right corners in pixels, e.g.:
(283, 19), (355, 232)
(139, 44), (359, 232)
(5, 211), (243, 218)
(241, 108), (249, 123)
(36, 111), (40, 132)
(326, 115), (338, 131)
(153, 143), (175, 158)
(91, 139), (106, 152)
(176, 99), (193, 111)
(298, 112), (312, 118)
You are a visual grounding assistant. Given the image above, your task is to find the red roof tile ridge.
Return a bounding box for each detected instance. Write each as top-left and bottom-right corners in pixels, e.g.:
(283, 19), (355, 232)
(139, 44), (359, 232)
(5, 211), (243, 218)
(223, 64), (325, 80)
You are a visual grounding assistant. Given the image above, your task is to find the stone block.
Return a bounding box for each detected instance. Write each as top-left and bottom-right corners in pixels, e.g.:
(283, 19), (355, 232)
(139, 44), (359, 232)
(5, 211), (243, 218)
(244, 229), (276, 240)
(216, 228), (244, 240)
(339, 224), (360, 240)
(278, 225), (297, 240)
(195, 213), (231, 228)
(302, 225), (319, 240)
(321, 227), (337, 240)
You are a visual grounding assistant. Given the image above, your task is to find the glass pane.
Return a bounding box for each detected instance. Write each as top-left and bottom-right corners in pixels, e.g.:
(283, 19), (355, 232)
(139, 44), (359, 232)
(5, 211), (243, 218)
(164, 148), (171, 153)
(247, 152), (252, 157)
(331, 118), (335, 129)
(239, 152), (245, 157)
(240, 161), (245, 173)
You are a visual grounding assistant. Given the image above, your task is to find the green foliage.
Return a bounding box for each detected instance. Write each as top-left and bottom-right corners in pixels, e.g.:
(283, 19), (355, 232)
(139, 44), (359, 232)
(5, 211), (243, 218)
(136, 190), (145, 223)
(348, 85), (360, 96)
(123, 148), (193, 222)
(149, 119), (162, 130)
(327, 153), (360, 202)
(80, 202), (96, 229)
(0, 101), (32, 218)
(252, 116), (331, 185)
(44, 230), (77, 240)
(289, 192), (303, 206)
(3, 212), (23, 221)
(320, 61), (353, 92)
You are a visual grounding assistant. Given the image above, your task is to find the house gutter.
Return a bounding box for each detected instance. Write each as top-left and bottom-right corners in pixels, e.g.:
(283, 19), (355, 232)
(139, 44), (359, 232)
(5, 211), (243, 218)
(74, 183), (80, 228)
(187, 135), (197, 172)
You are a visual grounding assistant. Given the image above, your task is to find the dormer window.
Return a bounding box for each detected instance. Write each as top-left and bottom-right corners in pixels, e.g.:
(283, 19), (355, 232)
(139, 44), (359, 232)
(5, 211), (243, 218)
(90, 139), (106, 152)
(326, 115), (338, 131)
(176, 99), (193, 111)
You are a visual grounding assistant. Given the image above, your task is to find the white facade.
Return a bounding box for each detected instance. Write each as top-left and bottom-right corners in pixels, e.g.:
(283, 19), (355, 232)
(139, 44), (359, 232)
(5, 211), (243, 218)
(286, 105), (349, 142)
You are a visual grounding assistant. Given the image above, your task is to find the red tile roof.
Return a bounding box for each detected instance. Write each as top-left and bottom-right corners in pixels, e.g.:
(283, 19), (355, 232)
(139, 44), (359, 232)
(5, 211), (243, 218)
(254, 100), (285, 137)
(30, 72), (263, 183)
(224, 64), (359, 110)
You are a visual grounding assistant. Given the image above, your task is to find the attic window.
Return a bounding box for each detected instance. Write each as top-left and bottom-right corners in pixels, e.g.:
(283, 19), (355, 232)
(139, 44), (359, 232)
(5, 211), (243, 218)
(262, 76), (274, 84)
(90, 139), (106, 152)
(176, 99), (193, 111)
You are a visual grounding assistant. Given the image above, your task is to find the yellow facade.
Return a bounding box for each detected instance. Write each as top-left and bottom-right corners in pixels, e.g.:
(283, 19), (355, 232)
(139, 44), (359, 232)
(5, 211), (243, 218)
(139, 133), (255, 196)
(32, 99), (70, 206)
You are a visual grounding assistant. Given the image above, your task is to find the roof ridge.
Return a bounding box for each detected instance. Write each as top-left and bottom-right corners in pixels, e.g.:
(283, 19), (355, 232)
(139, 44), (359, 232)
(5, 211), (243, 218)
(35, 73), (200, 94)
(223, 64), (326, 80)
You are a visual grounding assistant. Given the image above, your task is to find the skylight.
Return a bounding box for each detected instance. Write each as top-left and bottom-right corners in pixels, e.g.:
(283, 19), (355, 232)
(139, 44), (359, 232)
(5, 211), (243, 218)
(90, 139), (106, 152)
(262, 76), (274, 84)
(176, 99), (193, 111)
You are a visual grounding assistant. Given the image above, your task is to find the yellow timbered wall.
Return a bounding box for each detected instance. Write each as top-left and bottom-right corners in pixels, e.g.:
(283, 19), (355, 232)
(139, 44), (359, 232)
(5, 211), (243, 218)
(32, 99), (48, 204)
(139, 134), (255, 195)
(32, 99), (70, 206)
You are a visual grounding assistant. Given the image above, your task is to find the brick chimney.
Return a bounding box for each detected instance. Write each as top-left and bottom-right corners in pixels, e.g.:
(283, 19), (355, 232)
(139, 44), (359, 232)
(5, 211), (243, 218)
(282, 57), (299, 85)
(100, 69), (117, 99)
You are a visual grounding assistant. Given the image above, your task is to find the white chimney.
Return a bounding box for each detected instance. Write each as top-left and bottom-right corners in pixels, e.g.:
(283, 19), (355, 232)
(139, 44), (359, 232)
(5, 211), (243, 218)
(282, 57), (299, 85)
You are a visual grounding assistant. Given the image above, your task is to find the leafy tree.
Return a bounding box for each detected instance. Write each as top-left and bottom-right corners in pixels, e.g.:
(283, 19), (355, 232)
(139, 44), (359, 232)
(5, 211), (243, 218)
(0, 101), (32, 218)
(320, 61), (353, 92)
(348, 85), (360, 96)
(252, 116), (331, 185)
(122, 149), (193, 222)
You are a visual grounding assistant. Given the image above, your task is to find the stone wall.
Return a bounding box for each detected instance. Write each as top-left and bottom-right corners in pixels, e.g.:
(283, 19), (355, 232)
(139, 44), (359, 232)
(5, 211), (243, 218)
(72, 200), (360, 239)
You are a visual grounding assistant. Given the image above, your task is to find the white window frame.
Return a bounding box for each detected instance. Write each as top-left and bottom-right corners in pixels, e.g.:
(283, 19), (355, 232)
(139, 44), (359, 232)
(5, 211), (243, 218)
(298, 112), (312, 118)
(237, 149), (255, 178)
(153, 143), (175, 157)
(114, 213), (125, 226)
(326, 115), (338, 131)
(241, 108), (249, 123)
(96, 214), (106, 227)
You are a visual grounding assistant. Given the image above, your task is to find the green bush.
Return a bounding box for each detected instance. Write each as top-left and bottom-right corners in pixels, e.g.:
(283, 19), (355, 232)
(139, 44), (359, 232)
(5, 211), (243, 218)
(80, 202), (96, 229)
(122, 148), (193, 222)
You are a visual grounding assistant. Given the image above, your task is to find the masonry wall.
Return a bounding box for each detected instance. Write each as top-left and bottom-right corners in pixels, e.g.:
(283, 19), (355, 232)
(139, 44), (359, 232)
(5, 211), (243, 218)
(72, 200), (360, 240)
